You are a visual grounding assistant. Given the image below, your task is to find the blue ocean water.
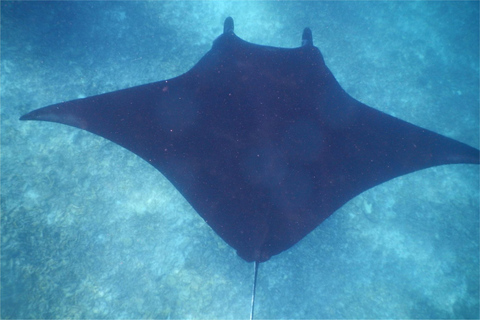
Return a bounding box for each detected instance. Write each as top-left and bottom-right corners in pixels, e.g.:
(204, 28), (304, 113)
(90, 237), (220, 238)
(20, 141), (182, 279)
(1, 1), (478, 319)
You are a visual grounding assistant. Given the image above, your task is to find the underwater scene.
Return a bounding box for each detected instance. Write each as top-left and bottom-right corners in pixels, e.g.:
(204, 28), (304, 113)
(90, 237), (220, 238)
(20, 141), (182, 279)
(1, 1), (479, 319)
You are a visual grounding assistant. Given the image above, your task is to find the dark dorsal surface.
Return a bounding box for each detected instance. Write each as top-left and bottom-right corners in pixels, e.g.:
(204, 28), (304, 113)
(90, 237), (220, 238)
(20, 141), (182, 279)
(20, 17), (479, 263)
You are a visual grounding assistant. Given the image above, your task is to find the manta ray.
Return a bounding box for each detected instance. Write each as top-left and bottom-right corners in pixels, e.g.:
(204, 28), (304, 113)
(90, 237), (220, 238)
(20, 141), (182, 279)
(20, 17), (479, 318)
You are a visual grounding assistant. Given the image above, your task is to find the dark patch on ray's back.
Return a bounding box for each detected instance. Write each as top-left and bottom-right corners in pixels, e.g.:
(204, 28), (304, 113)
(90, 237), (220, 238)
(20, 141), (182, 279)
(281, 119), (326, 162)
(152, 81), (200, 132)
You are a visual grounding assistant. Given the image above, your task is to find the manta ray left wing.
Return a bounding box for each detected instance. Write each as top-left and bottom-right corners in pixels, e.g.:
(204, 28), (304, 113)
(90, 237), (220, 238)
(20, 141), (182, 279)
(21, 17), (479, 263)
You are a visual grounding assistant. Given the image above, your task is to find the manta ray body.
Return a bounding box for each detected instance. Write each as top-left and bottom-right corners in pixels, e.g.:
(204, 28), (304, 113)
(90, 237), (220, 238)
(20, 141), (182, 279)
(21, 18), (479, 305)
